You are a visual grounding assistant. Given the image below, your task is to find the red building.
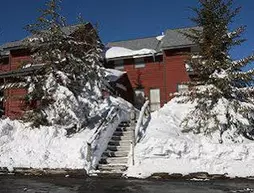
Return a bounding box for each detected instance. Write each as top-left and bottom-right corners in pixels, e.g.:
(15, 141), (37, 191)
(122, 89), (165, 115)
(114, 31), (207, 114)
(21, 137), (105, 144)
(0, 25), (199, 119)
(0, 24), (100, 119)
(105, 27), (199, 111)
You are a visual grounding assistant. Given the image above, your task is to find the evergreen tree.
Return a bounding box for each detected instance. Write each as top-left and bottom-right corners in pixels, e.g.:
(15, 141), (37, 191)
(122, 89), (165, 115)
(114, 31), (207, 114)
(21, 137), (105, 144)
(24, 0), (105, 128)
(181, 0), (254, 142)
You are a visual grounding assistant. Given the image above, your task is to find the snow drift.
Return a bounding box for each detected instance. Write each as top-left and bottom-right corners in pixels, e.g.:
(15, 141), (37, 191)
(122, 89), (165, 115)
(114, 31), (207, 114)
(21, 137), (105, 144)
(0, 96), (132, 172)
(127, 97), (254, 178)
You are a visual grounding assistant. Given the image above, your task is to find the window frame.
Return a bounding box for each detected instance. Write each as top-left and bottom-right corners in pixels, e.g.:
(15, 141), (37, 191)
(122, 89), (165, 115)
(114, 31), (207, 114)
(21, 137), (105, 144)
(134, 57), (145, 69)
(114, 59), (124, 70)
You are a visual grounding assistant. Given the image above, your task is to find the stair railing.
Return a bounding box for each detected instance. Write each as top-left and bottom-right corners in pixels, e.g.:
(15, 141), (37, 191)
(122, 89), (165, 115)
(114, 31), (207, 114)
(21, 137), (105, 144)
(86, 105), (120, 169)
(86, 102), (131, 171)
(131, 100), (151, 165)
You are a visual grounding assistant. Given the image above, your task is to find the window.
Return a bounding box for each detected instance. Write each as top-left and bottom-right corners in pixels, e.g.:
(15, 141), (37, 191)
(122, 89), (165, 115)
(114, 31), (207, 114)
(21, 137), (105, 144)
(177, 84), (189, 93)
(114, 59), (124, 70)
(150, 88), (161, 111)
(0, 57), (9, 65)
(134, 58), (145, 68)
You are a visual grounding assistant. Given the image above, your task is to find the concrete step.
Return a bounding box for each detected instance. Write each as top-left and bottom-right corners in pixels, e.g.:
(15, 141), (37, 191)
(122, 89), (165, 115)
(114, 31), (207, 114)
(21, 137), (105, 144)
(106, 157), (128, 164)
(116, 127), (132, 132)
(113, 131), (133, 137)
(111, 135), (132, 141)
(99, 157), (128, 164)
(107, 145), (130, 152)
(108, 140), (132, 146)
(103, 151), (129, 157)
(98, 164), (127, 172)
(119, 121), (130, 126)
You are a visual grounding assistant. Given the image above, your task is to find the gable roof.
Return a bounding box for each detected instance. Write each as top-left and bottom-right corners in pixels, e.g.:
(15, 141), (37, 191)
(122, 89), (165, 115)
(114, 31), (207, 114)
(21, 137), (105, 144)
(106, 26), (201, 58)
(161, 27), (201, 49)
(0, 40), (25, 52)
(0, 23), (90, 52)
(107, 36), (161, 52)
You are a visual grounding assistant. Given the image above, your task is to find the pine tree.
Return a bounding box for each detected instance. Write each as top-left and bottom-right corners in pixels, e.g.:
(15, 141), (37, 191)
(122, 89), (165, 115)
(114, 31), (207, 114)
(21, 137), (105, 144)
(24, 0), (105, 128)
(180, 0), (254, 142)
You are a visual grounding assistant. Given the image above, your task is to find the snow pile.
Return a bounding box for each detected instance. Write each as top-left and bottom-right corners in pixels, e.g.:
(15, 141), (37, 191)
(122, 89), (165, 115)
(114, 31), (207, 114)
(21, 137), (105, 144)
(0, 119), (92, 171)
(104, 68), (126, 82)
(27, 71), (104, 128)
(106, 47), (156, 59)
(0, 96), (132, 172)
(156, 34), (165, 41)
(127, 97), (254, 178)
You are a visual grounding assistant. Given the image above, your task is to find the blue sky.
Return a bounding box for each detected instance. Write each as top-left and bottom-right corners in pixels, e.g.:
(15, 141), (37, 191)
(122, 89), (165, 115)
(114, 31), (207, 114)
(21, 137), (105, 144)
(0, 0), (253, 61)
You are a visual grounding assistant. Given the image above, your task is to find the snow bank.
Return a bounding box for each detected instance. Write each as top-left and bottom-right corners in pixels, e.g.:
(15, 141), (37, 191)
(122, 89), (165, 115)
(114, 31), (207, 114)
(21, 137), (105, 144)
(106, 47), (156, 59)
(0, 119), (92, 171)
(127, 97), (254, 178)
(0, 96), (132, 172)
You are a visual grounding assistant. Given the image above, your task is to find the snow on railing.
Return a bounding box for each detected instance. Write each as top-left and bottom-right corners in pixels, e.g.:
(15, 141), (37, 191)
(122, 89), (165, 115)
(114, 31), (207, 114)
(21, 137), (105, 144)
(130, 100), (151, 165)
(86, 103), (130, 171)
(134, 100), (150, 143)
(86, 105), (119, 167)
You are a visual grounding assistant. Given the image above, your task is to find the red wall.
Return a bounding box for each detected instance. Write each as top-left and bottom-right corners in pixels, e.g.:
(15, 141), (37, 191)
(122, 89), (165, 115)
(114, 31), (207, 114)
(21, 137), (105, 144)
(0, 49), (31, 119)
(4, 88), (27, 119)
(123, 56), (165, 106)
(10, 49), (31, 70)
(111, 48), (190, 107)
(164, 49), (190, 101)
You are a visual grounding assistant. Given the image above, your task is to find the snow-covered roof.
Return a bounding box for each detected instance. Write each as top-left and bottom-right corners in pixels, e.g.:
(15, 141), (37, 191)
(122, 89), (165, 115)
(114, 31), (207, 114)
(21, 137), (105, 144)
(107, 36), (160, 51)
(104, 68), (126, 82)
(106, 26), (201, 60)
(105, 47), (156, 60)
(0, 23), (91, 52)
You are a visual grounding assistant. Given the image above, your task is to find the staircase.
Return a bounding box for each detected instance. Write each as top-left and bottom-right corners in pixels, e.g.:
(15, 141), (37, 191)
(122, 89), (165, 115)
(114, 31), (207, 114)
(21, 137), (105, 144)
(97, 121), (133, 175)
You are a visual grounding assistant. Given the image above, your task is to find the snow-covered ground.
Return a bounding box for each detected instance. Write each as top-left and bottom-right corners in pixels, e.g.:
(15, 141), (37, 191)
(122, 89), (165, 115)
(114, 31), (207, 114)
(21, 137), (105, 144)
(127, 97), (254, 178)
(0, 96), (132, 172)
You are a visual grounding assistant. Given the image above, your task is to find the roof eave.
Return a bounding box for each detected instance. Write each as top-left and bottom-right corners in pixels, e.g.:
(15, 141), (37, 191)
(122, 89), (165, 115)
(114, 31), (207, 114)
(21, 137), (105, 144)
(161, 44), (196, 51)
(106, 52), (163, 61)
(2, 45), (27, 52)
(0, 65), (43, 79)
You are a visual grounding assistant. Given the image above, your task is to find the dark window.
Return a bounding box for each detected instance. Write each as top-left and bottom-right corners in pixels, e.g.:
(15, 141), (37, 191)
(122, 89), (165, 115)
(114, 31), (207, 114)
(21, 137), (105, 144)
(114, 59), (124, 70)
(134, 58), (145, 68)
(0, 57), (9, 65)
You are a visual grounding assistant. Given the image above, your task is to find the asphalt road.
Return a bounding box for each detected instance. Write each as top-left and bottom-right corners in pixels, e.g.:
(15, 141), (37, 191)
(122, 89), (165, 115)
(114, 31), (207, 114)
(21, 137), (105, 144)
(0, 176), (254, 193)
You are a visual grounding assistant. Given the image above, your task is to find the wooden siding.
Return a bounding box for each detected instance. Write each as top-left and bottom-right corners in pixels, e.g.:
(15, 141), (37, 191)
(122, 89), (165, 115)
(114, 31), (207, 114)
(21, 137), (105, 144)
(108, 48), (191, 107)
